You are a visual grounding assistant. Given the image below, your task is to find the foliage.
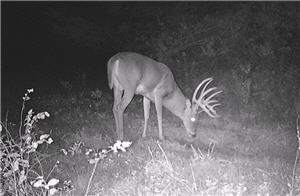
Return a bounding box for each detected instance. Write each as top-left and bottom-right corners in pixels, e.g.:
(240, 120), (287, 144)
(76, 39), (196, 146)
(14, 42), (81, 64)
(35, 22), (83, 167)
(0, 89), (60, 196)
(141, 3), (299, 124)
(108, 139), (300, 195)
(0, 89), (132, 196)
(49, 3), (299, 124)
(4, 4), (298, 195)
(60, 138), (132, 196)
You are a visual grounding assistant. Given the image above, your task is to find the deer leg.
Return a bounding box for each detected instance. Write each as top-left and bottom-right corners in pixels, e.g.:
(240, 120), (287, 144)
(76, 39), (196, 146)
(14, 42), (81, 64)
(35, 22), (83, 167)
(142, 97), (150, 138)
(113, 87), (123, 139)
(154, 94), (164, 140)
(117, 89), (134, 140)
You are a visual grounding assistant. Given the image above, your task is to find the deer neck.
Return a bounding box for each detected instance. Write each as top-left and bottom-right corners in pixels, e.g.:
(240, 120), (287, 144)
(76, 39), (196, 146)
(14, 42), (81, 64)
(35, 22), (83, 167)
(163, 86), (187, 120)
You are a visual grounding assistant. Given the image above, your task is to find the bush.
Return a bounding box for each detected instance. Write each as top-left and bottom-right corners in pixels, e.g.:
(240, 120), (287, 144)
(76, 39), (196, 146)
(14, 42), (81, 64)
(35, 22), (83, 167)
(0, 89), (59, 196)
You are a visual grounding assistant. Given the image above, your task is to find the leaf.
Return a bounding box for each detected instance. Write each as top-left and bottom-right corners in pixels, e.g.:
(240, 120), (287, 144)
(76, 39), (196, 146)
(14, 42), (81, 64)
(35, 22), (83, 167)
(18, 170), (27, 185)
(109, 144), (118, 153)
(49, 188), (58, 196)
(32, 142), (39, 149)
(3, 170), (12, 178)
(40, 134), (50, 140)
(13, 160), (19, 171)
(121, 141), (132, 148)
(47, 178), (59, 186)
(101, 149), (107, 154)
(9, 153), (20, 158)
(45, 112), (50, 117)
(61, 149), (67, 155)
(19, 159), (29, 168)
(32, 179), (45, 188)
(47, 138), (53, 144)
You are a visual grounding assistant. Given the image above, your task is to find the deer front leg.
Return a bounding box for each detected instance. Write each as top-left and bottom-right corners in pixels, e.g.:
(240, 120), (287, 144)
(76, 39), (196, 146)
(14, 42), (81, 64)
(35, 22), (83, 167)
(142, 97), (150, 138)
(155, 95), (165, 140)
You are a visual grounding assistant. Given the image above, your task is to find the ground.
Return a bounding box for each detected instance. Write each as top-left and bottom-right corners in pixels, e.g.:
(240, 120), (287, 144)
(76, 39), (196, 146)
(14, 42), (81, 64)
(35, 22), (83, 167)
(2, 89), (299, 196)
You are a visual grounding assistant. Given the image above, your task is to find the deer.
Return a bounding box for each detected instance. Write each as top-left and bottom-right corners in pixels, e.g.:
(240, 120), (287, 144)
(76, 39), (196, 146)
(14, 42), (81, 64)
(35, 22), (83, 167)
(107, 52), (222, 140)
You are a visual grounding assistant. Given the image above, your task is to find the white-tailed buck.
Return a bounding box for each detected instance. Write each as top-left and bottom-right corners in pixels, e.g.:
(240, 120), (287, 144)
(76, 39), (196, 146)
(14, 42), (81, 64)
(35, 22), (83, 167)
(107, 52), (222, 140)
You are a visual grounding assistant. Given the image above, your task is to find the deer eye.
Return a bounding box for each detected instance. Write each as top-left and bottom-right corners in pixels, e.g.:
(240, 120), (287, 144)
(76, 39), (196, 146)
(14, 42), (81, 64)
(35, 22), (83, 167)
(191, 117), (196, 122)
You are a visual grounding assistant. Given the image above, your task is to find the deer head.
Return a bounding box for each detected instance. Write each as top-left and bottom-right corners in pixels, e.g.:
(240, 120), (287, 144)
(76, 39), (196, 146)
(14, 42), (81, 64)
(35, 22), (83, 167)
(182, 77), (222, 137)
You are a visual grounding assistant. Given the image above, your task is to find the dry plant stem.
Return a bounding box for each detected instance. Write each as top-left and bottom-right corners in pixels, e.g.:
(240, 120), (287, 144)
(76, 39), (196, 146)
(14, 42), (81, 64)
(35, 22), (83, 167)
(291, 150), (299, 194)
(0, 135), (18, 196)
(46, 162), (58, 181)
(84, 158), (100, 196)
(19, 99), (26, 146)
(190, 163), (197, 191)
(34, 152), (44, 177)
(147, 145), (154, 158)
(291, 114), (300, 194)
(157, 140), (173, 171)
(5, 111), (9, 128)
(13, 166), (18, 196)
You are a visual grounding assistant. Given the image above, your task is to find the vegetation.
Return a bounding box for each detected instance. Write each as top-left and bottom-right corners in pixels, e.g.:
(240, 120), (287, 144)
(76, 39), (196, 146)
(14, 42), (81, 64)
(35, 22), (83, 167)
(48, 3), (299, 125)
(1, 87), (299, 195)
(2, 2), (299, 196)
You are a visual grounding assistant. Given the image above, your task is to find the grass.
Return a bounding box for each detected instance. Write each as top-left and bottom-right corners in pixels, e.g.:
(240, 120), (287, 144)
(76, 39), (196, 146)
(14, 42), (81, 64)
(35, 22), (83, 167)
(1, 88), (299, 195)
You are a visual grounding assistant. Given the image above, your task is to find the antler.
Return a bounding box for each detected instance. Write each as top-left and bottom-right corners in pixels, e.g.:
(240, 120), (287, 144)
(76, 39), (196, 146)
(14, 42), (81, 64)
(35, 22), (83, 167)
(192, 77), (222, 118)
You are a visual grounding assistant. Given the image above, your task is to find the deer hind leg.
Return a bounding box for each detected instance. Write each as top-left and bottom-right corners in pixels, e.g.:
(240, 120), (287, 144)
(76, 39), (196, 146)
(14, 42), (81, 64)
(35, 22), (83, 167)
(154, 94), (164, 140)
(113, 86), (123, 139)
(113, 87), (135, 140)
(142, 97), (150, 138)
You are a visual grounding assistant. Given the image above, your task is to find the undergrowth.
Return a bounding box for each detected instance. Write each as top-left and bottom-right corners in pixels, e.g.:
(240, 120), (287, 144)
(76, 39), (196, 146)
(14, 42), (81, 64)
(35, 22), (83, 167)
(1, 88), (299, 195)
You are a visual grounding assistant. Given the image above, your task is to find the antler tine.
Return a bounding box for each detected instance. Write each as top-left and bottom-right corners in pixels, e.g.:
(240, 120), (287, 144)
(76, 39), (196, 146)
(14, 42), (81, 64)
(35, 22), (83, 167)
(207, 103), (222, 117)
(206, 99), (219, 105)
(210, 103), (221, 110)
(192, 77), (213, 102)
(203, 90), (223, 104)
(202, 102), (221, 117)
(199, 87), (217, 101)
(199, 78), (214, 101)
(192, 77), (222, 118)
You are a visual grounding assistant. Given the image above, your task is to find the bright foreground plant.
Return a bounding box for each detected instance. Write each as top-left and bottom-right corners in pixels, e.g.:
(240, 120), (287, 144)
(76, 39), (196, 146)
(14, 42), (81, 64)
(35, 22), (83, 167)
(0, 89), (59, 196)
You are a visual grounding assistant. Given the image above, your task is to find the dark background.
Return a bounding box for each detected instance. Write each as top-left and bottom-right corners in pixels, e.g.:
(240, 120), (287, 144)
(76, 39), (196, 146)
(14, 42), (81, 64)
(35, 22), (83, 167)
(1, 2), (240, 91)
(2, 2), (300, 124)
